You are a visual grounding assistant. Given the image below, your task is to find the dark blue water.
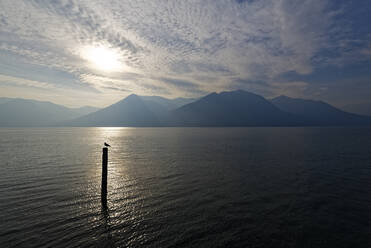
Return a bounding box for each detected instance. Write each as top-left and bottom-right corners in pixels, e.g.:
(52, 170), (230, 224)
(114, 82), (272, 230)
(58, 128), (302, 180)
(0, 127), (370, 247)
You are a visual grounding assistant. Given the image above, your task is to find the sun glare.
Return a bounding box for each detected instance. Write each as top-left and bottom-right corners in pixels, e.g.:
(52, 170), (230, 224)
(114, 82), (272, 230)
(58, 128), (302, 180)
(82, 46), (123, 72)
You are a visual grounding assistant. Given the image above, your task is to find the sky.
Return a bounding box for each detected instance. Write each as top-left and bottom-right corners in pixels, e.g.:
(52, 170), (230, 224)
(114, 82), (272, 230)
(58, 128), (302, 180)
(0, 0), (370, 108)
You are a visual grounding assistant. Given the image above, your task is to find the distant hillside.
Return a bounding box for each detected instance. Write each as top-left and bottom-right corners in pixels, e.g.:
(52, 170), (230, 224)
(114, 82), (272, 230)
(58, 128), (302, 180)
(171, 90), (304, 126)
(0, 97), (99, 127)
(271, 96), (371, 126)
(66, 94), (164, 126)
(0, 98), (13, 104)
(139, 96), (196, 111)
(0, 98), (80, 126)
(340, 102), (371, 117)
(2, 92), (371, 127)
(71, 106), (100, 116)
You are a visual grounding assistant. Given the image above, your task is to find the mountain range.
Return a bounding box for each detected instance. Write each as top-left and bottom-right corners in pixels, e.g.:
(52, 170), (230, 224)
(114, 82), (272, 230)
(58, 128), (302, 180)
(1, 90), (370, 127)
(271, 96), (371, 126)
(172, 90), (304, 126)
(0, 97), (99, 127)
(340, 102), (371, 116)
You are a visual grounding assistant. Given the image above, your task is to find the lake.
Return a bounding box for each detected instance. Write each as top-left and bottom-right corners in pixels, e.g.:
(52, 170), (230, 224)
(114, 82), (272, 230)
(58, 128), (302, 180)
(0, 127), (370, 247)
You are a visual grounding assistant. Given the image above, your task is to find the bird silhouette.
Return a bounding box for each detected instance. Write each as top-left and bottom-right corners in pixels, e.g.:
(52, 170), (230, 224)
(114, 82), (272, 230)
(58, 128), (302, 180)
(104, 142), (111, 147)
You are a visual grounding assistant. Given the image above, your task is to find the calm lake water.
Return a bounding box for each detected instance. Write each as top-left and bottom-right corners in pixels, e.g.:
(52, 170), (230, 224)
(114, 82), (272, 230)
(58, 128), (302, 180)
(0, 127), (371, 247)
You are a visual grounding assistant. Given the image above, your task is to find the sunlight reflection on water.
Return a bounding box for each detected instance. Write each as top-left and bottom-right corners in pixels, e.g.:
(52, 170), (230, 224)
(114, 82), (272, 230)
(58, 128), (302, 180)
(0, 127), (371, 247)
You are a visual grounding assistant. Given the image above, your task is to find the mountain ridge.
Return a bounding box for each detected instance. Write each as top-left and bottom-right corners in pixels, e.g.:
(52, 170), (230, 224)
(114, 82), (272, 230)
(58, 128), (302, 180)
(1, 91), (371, 127)
(0, 97), (98, 127)
(271, 95), (371, 126)
(65, 94), (163, 127)
(171, 90), (305, 126)
(340, 102), (371, 116)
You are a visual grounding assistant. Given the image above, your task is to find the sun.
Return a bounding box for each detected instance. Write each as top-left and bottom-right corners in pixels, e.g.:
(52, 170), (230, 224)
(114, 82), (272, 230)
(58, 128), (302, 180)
(82, 45), (123, 72)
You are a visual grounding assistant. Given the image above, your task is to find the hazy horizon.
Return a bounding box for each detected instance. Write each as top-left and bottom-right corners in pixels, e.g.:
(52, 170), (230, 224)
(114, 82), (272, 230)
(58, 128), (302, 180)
(1, 90), (370, 112)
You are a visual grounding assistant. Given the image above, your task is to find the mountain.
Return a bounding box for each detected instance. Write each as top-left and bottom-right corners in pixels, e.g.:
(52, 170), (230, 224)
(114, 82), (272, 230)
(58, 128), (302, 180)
(171, 90), (304, 126)
(0, 97), (13, 104)
(71, 106), (100, 116)
(66, 94), (163, 126)
(340, 102), (371, 117)
(3, 92), (370, 127)
(0, 97), (100, 127)
(139, 95), (196, 110)
(271, 96), (371, 126)
(0, 98), (82, 126)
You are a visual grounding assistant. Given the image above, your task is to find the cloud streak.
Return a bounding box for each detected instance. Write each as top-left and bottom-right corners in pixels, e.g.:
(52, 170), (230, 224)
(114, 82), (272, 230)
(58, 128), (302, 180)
(0, 0), (370, 106)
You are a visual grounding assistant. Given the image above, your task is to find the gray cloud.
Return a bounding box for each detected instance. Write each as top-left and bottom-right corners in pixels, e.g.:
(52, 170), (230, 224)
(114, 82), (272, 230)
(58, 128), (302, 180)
(160, 77), (207, 95)
(0, 0), (369, 106)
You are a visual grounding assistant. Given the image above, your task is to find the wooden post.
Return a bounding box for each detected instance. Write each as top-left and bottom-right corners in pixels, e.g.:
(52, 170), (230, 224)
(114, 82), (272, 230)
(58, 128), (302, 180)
(101, 147), (108, 208)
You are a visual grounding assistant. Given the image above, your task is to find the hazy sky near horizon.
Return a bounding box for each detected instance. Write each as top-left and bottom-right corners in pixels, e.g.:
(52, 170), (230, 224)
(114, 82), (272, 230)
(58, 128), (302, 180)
(0, 0), (370, 107)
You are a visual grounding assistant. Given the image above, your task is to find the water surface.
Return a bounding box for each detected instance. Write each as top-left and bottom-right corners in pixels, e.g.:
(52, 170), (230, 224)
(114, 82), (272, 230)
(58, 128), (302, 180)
(0, 127), (370, 247)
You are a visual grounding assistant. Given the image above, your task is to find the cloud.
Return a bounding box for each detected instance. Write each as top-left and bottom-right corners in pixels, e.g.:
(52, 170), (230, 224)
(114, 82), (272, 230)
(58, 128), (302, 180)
(268, 81), (309, 98)
(0, 0), (370, 106)
(160, 77), (207, 95)
(0, 74), (56, 90)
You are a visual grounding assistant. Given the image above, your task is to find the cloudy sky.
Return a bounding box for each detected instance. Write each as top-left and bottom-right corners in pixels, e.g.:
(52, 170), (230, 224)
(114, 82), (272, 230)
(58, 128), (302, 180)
(0, 0), (370, 107)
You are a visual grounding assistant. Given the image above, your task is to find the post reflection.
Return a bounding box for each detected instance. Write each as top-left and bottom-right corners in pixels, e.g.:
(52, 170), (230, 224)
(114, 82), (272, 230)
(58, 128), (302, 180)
(101, 204), (114, 247)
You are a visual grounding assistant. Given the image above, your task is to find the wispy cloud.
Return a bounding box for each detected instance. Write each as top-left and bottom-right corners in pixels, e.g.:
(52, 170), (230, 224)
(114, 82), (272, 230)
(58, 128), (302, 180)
(0, 0), (370, 106)
(0, 74), (56, 89)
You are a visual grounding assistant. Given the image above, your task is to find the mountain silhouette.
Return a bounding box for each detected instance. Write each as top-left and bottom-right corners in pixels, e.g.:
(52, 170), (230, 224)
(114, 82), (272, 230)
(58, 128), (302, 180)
(0, 98), (96, 127)
(171, 90), (304, 126)
(340, 102), (371, 117)
(271, 95), (371, 126)
(138, 96), (196, 111)
(72, 106), (100, 116)
(67, 94), (163, 126)
(2, 92), (371, 127)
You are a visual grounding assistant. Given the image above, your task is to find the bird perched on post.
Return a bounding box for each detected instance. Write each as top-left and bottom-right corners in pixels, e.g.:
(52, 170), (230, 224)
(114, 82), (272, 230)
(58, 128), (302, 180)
(104, 142), (111, 147)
